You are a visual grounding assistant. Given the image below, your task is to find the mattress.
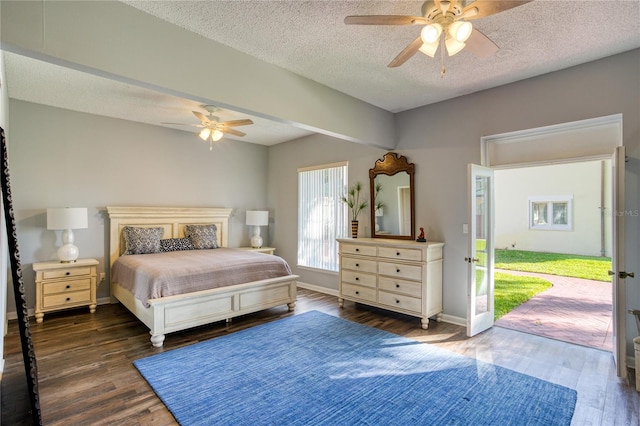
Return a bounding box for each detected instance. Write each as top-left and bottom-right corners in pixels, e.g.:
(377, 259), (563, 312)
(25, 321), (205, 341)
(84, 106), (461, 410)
(111, 248), (293, 306)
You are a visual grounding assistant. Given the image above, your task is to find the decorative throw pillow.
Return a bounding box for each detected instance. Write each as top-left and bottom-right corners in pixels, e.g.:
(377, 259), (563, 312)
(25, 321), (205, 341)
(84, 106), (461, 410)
(160, 237), (194, 252)
(123, 226), (163, 255)
(185, 224), (219, 250)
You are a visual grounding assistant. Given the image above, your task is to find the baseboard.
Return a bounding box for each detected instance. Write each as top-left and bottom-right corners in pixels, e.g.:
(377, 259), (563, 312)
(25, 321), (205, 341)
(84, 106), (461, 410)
(439, 313), (466, 327)
(296, 281), (339, 297)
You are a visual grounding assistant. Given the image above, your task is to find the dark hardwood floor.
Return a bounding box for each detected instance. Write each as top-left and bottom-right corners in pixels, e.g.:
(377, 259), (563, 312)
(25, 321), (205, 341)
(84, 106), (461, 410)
(2, 288), (639, 425)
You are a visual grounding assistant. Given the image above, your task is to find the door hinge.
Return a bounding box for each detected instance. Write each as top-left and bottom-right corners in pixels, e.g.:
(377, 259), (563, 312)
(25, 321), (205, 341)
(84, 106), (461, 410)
(465, 257), (479, 263)
(608, 270), (635, 279)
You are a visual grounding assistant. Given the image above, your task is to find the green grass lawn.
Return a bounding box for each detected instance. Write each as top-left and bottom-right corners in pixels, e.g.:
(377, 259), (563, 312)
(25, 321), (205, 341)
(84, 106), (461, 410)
(494, 272), (552, 320)
(495, 249), (612, 282)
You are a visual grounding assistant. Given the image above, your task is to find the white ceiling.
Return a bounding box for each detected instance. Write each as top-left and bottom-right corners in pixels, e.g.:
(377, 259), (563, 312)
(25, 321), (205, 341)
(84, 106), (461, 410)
(4, 0), (640, 146)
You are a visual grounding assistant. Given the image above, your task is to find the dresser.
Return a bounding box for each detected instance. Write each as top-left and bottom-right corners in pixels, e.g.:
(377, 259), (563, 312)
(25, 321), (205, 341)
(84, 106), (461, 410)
(338, 238), (444, 329)
(32, 258), (99, 323)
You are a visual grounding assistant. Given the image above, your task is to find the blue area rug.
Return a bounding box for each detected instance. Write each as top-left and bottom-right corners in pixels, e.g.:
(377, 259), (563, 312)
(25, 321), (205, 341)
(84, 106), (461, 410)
(134, 311), (576, 425)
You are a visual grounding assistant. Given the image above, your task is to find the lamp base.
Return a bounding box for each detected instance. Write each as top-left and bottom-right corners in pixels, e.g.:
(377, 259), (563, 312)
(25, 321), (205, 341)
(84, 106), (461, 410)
(251, 225), (263, 248)
(57, 243), (79, 263)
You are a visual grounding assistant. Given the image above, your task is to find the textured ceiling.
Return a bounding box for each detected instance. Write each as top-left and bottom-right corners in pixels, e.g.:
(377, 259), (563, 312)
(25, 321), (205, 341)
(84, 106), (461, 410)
(4, 0), (640, 145)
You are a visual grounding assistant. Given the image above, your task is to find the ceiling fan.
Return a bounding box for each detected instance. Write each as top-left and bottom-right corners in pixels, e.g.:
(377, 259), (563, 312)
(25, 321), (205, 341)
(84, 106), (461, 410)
(163, 105), (254, 150)
(345, 0), (531, 75)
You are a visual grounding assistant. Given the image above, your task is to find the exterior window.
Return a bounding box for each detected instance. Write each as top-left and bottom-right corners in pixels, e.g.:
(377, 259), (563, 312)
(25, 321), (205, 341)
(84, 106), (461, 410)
(297, 162), (348, 271)
(529, 196), (573, 230)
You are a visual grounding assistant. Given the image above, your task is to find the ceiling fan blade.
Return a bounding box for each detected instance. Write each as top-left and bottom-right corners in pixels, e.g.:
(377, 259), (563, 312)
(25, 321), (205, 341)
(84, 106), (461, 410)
(192, 111), (211, 125)
(465, 28), (499, 59)
(462, 0), (531, 20)
(345, 15), (427, 25)
(221, 119), (254, 127)
(388, 36), (424, 68)
(221, 128), (246, 137)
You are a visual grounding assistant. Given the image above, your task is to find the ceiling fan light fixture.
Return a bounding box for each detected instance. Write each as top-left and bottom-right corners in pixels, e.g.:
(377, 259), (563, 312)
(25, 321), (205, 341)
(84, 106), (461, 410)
(449, 21), (473, 43)
(199, 128), (211, 141)
(212, 129), (224, 142)
(445, 37), (466, 56)
(420, 23), (442, 44)
(419, 41), (439, 58)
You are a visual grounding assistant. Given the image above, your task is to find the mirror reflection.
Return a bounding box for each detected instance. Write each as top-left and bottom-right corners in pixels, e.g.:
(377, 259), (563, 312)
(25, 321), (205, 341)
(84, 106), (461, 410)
(369, 152), (415, 240)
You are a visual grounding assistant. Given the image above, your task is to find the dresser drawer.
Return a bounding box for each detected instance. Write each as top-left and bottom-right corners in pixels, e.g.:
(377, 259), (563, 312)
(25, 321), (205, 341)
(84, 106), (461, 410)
(378, 246), (423, 262)
(341, 270), (376, 288)
(341, 256), (377, 274)
(341, 283), (376, 303)
(378, 261), (422, 281)
(42, 267), (92, 280)
(378, 276), (422, 298)
(341, 244), (377, 257)
(43, 290), (92, 308)
(43, 278), (91, 295)
(378, 291), (422, 314)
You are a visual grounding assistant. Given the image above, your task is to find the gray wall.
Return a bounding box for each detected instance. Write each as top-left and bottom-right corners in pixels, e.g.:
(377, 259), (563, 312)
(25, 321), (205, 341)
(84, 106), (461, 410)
(8, 100), (270, 311)
(268, 49), (640, 354)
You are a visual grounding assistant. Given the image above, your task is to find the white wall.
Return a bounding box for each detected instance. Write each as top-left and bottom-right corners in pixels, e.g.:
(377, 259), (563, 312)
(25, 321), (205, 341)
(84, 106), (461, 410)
(269, 49), (640, 356)
(0, 49), (9, 381)
(7, 100), (270, 314)
(494, 161), (612, 257)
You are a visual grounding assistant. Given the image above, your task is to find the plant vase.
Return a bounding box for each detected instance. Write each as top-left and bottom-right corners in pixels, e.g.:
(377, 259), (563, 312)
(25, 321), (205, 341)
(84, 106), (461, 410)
(351, 220), (359, 238)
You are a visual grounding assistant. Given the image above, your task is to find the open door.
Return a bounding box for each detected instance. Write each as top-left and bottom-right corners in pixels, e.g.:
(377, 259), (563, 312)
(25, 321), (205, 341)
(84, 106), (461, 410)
(611, 146), (628, 377)
(467, 164), (495, 337)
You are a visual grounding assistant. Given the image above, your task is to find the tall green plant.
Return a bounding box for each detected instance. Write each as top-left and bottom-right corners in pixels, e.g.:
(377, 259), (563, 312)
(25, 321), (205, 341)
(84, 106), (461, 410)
(373, 182), (384, 212)
(342, 182), (368, 221)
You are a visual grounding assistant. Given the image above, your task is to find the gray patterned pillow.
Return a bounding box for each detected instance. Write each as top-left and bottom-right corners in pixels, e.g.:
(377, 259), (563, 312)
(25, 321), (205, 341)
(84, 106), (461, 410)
(160, 237), (194, 252)
(185, 224), (219, 249)
(123, 226), (163, 255)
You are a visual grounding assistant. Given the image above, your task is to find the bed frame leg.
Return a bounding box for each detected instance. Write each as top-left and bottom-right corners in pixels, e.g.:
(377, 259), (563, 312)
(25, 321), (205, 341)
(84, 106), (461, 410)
(150, 333), (165, 347)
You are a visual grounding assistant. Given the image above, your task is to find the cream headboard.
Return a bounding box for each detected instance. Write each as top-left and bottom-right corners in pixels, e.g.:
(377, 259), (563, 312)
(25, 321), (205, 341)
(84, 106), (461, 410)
(106, 206), (233, 269)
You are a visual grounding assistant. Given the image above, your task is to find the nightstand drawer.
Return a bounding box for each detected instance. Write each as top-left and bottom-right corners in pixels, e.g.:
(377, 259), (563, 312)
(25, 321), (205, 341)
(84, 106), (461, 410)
(378, 261), (422, 281)
(43, 267), (92, 280)
(378, 276), (422, 298)
(43, 290), (91, 308)
(341, 244), (377, 257)
(341, 283), (376, 303)
(43, 278), (91, 295)
(378, 291), (422, 314)
(341, 270), (376, 287)
(341, 256), (377, 273)
(378, 246), (423, 262)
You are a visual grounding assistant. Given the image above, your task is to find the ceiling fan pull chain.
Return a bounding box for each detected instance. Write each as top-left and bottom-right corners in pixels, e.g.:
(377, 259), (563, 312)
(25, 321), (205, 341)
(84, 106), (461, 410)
(440, 36), (447, 78)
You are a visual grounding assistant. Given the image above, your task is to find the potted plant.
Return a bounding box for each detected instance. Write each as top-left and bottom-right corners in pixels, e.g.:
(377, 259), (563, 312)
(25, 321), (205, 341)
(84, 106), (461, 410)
(373, 182), (385, 232)
(342, 182), (367, 238)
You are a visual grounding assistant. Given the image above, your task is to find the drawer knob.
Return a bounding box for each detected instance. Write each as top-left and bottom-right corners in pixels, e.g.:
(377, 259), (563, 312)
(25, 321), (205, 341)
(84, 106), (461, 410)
(395, 299), (400, 304)
(396, 252), (400, 256)
(396, 269), (400, 273)
(355, 248), (360, 252)
(65, 272), (70, 276)
(355, 277), (359, 281)
(66, 297), (71, 302)
(395, 284), (400, 288)
(66, 285), (71, 289)
(355, 291), (359, 295)
(355, 263), (359, 267)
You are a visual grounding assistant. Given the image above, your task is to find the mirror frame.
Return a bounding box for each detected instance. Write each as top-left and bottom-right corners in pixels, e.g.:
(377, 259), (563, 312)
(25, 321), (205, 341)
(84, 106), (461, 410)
(369, 152), (415, 240)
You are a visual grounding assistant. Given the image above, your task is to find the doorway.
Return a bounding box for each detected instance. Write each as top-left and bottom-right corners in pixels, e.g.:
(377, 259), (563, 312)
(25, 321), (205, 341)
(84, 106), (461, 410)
(492, 160), (613, 351)
(470, 114), (627, 377)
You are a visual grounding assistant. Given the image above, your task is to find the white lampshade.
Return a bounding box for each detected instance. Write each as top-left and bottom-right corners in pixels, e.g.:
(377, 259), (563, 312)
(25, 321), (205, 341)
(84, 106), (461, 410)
(421, 23), (442, 44)
(419, 41), (439, 58)
(449, 21), (473, 43)
(445, 37), (466, 56)
(246, 210), (269, 248)
(47, 207), (88, 263)
(212, 129), (224, 142)
(246, 210), (269, 226)
(47, 208), (88, 230)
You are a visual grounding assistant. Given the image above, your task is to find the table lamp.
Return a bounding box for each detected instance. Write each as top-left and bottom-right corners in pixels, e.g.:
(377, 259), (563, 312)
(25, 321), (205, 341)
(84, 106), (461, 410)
(47, 207), (88, 262)
(246, 210), (268, 248)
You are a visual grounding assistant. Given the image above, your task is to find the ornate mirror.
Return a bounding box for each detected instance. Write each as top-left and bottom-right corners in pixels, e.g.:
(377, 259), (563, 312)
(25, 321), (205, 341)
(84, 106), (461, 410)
(369, 152), (415, 240)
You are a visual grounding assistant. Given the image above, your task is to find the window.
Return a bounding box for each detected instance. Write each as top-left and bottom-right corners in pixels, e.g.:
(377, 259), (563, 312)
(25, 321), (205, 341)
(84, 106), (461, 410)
(529, 196), (573, 230)
(297, 162), (348, 271)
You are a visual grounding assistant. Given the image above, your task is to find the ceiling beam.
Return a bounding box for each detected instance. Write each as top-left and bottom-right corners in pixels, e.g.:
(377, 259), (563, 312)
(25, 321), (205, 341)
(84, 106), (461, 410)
(0, 0), (395, 149)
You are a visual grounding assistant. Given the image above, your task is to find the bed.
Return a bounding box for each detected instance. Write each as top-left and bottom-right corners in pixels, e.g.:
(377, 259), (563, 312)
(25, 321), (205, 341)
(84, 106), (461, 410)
(107, 206), (298, 347)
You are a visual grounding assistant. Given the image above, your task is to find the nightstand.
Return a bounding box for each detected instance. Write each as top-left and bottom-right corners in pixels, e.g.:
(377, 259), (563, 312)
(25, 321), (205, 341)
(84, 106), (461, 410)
(239, 246), (276, 255)
(32, 258), (99, 323)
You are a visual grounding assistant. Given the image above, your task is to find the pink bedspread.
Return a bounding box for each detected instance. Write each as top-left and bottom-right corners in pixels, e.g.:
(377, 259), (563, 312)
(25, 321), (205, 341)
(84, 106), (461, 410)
(111, 248), (293, 306)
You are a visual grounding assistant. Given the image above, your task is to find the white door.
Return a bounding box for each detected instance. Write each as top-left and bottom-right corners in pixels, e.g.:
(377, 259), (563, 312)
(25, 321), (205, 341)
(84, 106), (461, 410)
(611, 146), (627, 377)
(467, 164), (495, 337)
